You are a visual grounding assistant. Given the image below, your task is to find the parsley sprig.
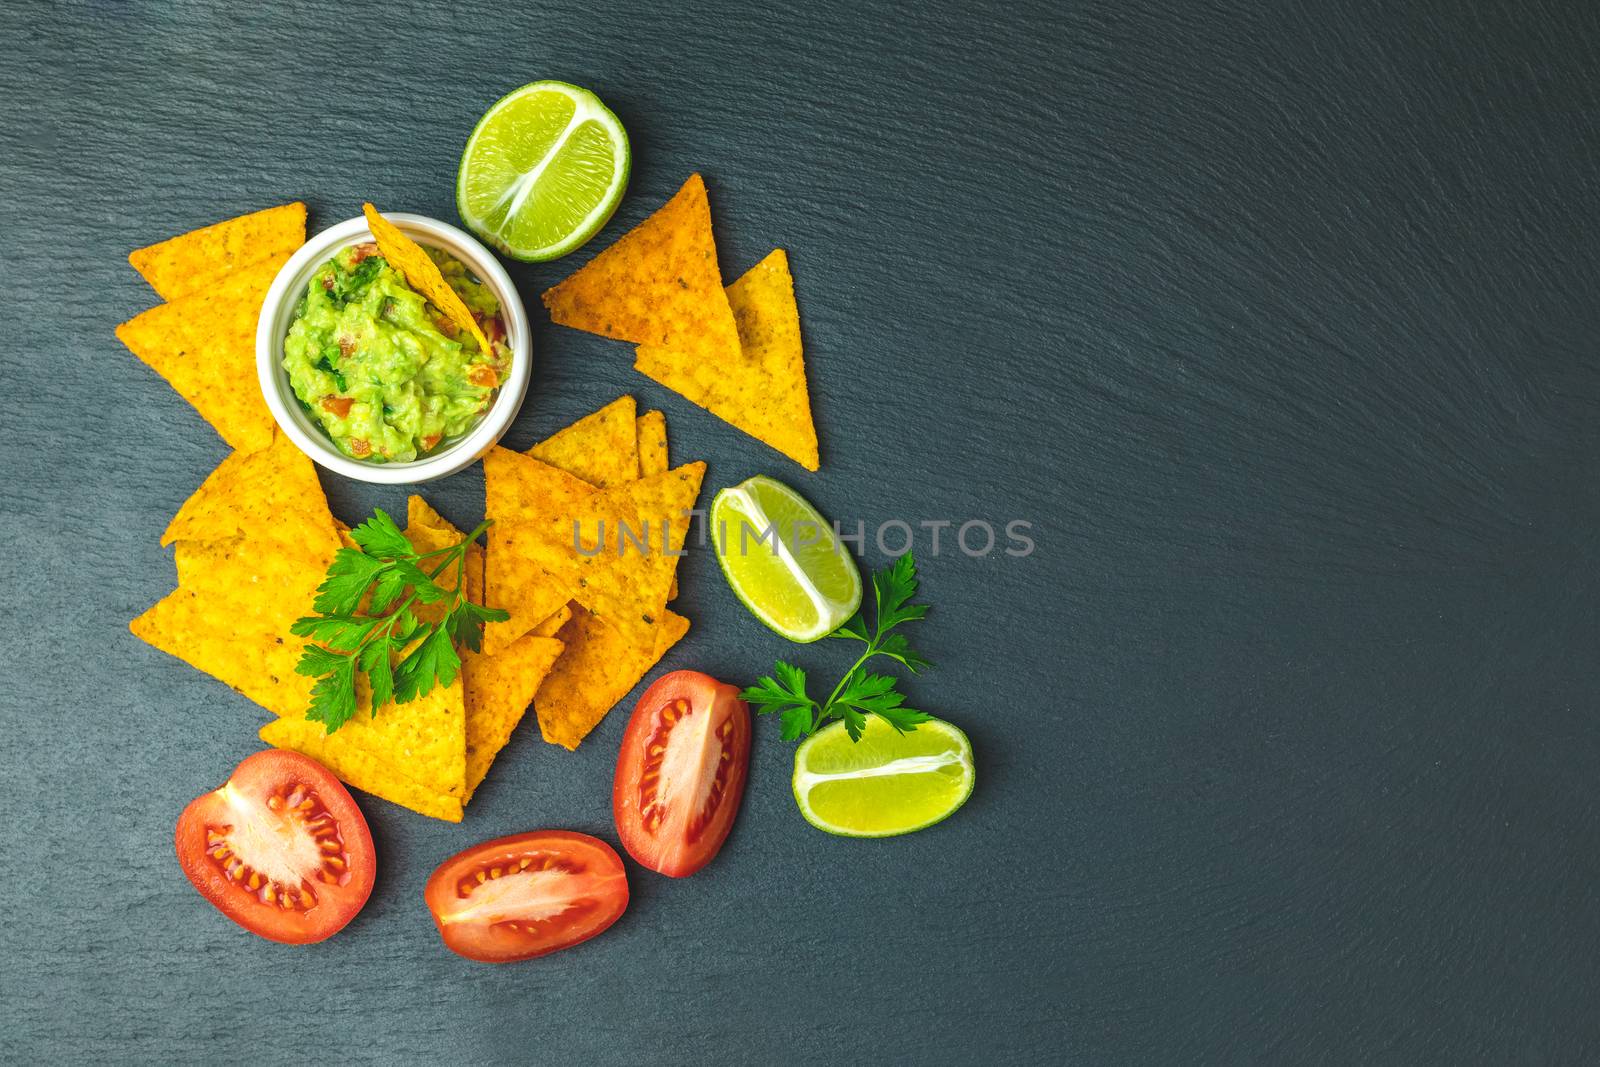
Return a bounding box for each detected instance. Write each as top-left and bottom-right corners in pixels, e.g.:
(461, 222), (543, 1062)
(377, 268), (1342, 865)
(290, 509), (508, 734)
(742, 553), (934, 742)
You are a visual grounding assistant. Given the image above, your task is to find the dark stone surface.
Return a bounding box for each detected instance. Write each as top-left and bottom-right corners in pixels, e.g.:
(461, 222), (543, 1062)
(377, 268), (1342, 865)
(5, 0), (1600, 1061)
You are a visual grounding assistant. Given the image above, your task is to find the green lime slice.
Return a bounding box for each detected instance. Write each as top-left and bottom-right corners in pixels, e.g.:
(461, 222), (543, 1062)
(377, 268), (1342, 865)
(792, 717), (974, 837)
(456, 81), (630, 262)
(710, 475), (863, 643)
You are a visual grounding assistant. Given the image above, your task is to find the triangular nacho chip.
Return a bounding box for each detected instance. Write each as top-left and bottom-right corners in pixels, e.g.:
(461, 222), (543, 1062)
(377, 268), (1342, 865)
(635, 410), (669, 478)
(533, 605), (573, 638)
(481, 446), (592, 651)
(527, 396), (639, 488)
(115, 255), (289, 452)
(463, 633), (565, 800)
(162, 432), (336, 550)
(299, 672), (468, 800)
(129, 203), (306, 301)
(401, 496), (565, 801)
(362, 203), (493, 358)
(635, 248), (819, 470)
(635, 410), (676, 599)
(259, 717), (464, 822)
(487, 450), (704, 650)
(535, 605), (690, 750)
(542, 174), (740, 362)
(132, 585), (314, 718)
(132, 436), (342, 720)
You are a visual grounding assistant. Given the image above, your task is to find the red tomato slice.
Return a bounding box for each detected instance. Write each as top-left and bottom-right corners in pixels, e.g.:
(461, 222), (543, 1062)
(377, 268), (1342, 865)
(423, 831), (629, 963)
(613, 670), (751, 878)
(174, 749), (375, 944)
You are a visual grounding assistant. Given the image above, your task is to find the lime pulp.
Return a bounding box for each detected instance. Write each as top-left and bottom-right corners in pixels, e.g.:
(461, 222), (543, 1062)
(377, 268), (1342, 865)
(456, 81), (630, 262)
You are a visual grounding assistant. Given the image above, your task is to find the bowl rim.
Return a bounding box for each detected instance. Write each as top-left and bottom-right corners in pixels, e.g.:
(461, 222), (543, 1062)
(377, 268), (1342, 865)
(254, 212), (531, 485)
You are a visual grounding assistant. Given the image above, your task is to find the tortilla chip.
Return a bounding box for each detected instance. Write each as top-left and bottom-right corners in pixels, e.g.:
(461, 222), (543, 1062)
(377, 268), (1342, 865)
(162, 432), (336, 551)
(132, 435), (342, 719)
(403, 495), (480, 626)
(259, 718), (464, 822)
(635, 410), (676, 599)
(115, 255), (289, 452)
(362, 203), (493, 357)
(481, 447), (593, 651)
(533, 604), (573, 638)
(308, 672), (468, 800)
(635, 248), (819, 470)
(542, 174), (740, 364)
(131, 585), (313, 718)
(400, 496), (566, 799)
(636, 410), (669, 478)
(463, 633), (565, 800)
(487, 450), (704, 649)
(535, 605), (690, 750)
(527, 396), (639, 488)
(129, 203), (306, 301)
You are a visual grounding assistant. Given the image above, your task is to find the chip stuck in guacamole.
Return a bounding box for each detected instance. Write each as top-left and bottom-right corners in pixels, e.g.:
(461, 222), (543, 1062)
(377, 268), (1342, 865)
(282, 242), (510, 462)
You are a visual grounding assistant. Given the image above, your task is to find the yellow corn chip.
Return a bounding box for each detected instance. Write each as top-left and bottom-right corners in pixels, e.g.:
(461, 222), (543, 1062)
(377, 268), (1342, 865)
(463, 633), (565, 800)
(533, 604), (573, 638)
(487, 450), (704, 650)
(162, 432), (337, 550)
(259, 718), (464, 823)
(636, 410), (669, 478)
(362, 203), (493, 358)
(116, 255), (289, 453)
(635, 248), (819, 470)
(403, 495), (480, 622)
(542, 174), (740, 362)
(535, 605), (690, 750)
(132, 435), (342, 719)
(131, 585), (314, 718)
(129, 202), (307, 301)
(401, 496), (565, 800)
(527, 396), (639, 488)
(635, 410), (676, 599)
(304, 672), (468, 799)
(481, 446), (593, 651)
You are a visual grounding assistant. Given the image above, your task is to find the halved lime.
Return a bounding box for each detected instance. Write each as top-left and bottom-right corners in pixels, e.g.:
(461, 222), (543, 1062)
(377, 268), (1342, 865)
(793, 717), (974, 837)
(711, 475), (862, 642)
(456, 81), (630, 262)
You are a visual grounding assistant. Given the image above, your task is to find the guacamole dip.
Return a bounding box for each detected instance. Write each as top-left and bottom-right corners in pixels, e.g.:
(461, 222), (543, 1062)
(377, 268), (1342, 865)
(282, 243), (509, 462)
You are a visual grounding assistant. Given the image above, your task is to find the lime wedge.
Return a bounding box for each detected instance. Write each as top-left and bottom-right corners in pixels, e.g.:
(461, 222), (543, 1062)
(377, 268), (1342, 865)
(793, 717), (974, 837)
(456, 81), (630, 262)
(710, 475), (862, 642)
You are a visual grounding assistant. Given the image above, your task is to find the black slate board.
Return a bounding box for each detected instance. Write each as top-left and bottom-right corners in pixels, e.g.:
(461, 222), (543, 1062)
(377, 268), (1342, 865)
(4, 0), (1600, 1062)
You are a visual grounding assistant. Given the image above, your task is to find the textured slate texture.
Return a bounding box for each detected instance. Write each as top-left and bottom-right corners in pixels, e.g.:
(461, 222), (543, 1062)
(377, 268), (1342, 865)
(4, 0), (1600, 1062)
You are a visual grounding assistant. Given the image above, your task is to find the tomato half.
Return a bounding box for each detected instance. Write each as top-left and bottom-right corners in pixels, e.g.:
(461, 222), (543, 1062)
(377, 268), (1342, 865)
(423, 831), (629, 963)
(174, 749), (376, 944)
(613, 670), (751, 877)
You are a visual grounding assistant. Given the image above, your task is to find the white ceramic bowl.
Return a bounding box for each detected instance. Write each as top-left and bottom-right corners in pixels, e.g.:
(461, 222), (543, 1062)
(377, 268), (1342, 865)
(255, 213), (531, 484)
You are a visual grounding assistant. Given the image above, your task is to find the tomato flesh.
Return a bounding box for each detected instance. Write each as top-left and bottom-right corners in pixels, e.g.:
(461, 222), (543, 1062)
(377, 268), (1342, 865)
(424, 831), (628, 963)
(613, 670), (750, 877)
(174, 749), (375, 944)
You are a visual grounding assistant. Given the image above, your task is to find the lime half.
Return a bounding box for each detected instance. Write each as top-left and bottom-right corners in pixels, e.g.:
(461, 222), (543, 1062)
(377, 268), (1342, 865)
(711, 475), (862, 642)
(793, 717), (974, 837)
(456, 81), (630, 262)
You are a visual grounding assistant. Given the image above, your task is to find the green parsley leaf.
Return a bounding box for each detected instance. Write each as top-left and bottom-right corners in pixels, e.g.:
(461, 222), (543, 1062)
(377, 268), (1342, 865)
(748, 553), (937, 744)
(305, 655), (358, 733)
(289, 513), (498, 732)
(393, 624), (461, 703)
(779, 704), (815, 741)
(358, 639), (395, 712)
(876, 632), (932, 673)
(831, 613), (870, 642)
(312, 549), (391, 615)
(349, 508), (413, 559)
